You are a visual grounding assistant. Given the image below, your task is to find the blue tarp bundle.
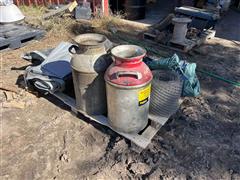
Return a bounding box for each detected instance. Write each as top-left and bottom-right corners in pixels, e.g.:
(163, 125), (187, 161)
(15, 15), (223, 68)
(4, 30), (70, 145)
(24, 42), (73, 94)
(144, 54), (200, 97)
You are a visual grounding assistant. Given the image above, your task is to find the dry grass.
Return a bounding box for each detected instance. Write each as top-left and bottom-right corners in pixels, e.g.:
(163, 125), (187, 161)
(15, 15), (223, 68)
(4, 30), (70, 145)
(19, 5), (75, 37)
(20, 6), (122, 37)
(91, 14), (148, 35)
(18, 6), (147, 40)
(42, 16), (74, 36)
(19, 5), (47, 17)
(91, 14), (123, 30)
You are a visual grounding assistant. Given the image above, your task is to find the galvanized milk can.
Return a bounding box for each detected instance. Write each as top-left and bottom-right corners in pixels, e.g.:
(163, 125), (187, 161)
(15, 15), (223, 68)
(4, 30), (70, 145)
(70, 33), (112, 115)
(105, 45), (153, 134)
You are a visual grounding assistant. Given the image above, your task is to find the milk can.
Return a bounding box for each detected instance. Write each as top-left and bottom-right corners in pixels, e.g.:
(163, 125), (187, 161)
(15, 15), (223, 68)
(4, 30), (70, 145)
(105, 45), (153, 134)
(70, 33), (112, 115)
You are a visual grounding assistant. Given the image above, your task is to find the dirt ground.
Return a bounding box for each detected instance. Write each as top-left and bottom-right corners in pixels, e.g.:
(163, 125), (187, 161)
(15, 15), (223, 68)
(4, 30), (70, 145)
(1, 14), (240, 180)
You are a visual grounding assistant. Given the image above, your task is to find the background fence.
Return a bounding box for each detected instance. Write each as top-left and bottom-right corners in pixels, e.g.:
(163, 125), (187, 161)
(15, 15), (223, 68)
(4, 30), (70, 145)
(13, 0), (73, 6)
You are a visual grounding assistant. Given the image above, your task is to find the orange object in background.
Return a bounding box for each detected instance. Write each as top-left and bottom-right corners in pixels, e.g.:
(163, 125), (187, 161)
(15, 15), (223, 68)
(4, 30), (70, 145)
(102, 0), (109, 16)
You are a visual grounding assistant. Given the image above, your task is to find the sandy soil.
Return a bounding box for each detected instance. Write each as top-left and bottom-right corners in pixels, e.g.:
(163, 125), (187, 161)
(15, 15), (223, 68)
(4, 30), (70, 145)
(1, 20), (240, 180)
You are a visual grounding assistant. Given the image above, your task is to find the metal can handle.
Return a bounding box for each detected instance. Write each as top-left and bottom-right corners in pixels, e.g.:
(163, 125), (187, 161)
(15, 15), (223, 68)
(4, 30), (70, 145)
(116, 71), (142, 80)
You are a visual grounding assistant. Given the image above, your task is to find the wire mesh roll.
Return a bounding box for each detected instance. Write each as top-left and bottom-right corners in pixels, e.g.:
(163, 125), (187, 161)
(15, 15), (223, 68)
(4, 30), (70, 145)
(149, 70), (183, 122)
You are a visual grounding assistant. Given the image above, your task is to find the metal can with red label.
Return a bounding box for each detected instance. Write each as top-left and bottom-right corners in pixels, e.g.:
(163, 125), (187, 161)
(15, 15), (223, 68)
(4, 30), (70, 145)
(104, 45), (153, 134)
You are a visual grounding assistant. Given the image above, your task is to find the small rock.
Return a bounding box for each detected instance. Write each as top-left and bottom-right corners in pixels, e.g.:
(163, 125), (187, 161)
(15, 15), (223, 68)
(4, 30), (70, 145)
(232, 173), (240, 180)
(174, 174), (186, 180)
(153, 153), (159, 164)
(12, 92), (18, 99)
(129, 162), (151, 175)
(59, 152), (70, 163)
(108, 25), (118, 34)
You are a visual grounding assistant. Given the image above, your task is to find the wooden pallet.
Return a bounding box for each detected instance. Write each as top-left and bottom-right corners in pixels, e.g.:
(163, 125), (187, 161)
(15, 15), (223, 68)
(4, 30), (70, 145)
(0, 24), (45, 51)
(169, 39), (196, 52)
(52, 92), (169, 152)
(143, 29), (216, 53)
